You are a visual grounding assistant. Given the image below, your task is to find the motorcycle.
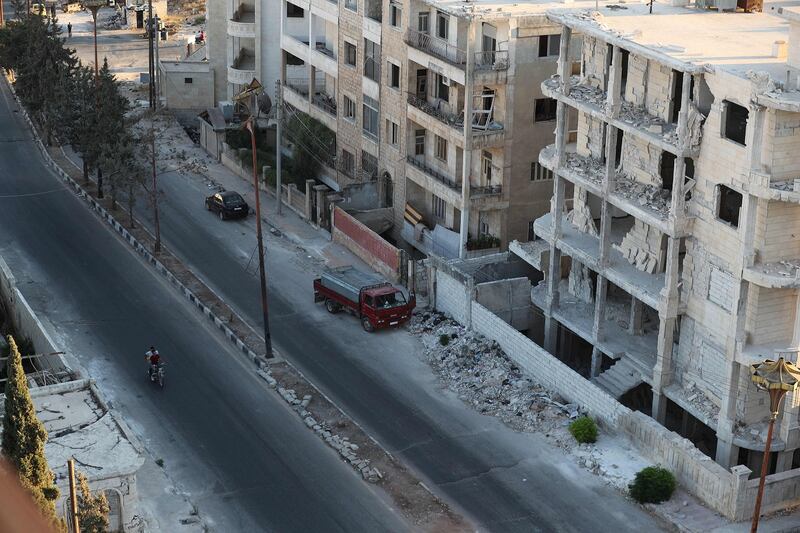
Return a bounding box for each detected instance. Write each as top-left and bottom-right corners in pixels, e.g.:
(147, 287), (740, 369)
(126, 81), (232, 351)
(148, 362), (165, 389)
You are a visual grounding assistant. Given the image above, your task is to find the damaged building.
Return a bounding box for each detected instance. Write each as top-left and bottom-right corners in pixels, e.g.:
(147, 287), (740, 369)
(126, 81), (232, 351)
(510, 2), (800, 477)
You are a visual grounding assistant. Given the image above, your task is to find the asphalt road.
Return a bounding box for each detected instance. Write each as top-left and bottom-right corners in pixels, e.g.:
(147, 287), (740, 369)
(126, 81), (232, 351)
(131, 145), (669, 530)
(0, 80), (406, 531)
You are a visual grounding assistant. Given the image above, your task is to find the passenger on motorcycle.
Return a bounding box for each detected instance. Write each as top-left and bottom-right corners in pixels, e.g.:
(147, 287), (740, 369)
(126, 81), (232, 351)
(145, 346), (161, 378)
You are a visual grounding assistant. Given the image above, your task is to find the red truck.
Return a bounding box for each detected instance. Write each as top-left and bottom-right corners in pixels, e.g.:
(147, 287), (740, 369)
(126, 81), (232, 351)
(314, 266), (415, 332)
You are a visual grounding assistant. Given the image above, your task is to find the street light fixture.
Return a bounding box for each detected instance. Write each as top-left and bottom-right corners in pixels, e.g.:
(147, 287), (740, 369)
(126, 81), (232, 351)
(748, 357), (800, 532)
(82, 0), (106, 80)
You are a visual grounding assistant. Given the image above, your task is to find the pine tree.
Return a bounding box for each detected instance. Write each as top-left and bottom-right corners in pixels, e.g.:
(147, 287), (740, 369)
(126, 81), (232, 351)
(1, 336), (63, 531)
(76, 471), (110, 533)
(93, 58), (130, 198)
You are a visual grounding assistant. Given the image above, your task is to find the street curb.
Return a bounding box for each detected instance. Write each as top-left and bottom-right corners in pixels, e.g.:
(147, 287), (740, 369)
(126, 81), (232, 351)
(2, 75), (268, 373)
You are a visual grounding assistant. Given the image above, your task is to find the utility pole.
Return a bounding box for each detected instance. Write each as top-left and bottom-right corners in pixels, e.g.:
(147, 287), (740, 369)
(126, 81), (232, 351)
(154, 15), (160, 108)
(151, 118), (161, 253)
(1, 0), (5, 28)
(246, 115), (274, 359)
(275, 80), (282, 215)
(67, 459), (80, 533)
(147, 0), (155, 108)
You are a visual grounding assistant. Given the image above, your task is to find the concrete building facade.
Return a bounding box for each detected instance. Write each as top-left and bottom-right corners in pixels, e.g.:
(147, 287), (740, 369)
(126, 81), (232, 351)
(205, 0), (283, 103)
(278, 0), (583, 259)
(515, 3), (800, 478)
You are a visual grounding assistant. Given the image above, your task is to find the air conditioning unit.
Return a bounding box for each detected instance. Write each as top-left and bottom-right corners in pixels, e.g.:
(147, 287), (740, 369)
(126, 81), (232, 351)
(442, 76), (450, 87)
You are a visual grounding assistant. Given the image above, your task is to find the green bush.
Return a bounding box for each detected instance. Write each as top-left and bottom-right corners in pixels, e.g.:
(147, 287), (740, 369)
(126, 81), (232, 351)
(439, 334), (450, 346)
(629, 467), (676, 504)
(568, 416), (598, 444)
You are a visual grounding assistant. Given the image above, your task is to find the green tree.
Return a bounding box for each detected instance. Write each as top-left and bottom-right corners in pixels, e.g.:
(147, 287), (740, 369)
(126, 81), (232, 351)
(1, 336), (63, 531)
(284, 112), (335, 186)
(13, 15), (78, 145)
(92, 58), (129, 198)
(76, 471), (110, 533)
(60, 65), (99, 183)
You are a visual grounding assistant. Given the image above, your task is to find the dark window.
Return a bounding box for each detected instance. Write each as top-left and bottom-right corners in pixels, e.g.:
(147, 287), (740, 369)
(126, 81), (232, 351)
(436, 11), (448, 39)
(614, 129), (624, 167)
(341, 150), (355, 176)
(390, 4), (401, 27)
(684, 157), (695, 179)
(660, 152), (676, 191)
(531, 162), (553, 181)
(344, 42), (357, 67)
(184, 77), (193, 84)
(286, 3), (304, 17)
(534, 98), (557, 122)
(364, 39), (380, 81)
(538, 34), (560, 57)
(723, 100), (748, 145)
(285, 52), (304, 66)
(436, 74), (449, 102)
(670, 70), (684, 123)
(389, 62), (400, 89)
(717, 185), (742, 227)
(414, 129), (425, 156)
(528, 220), (536, 241)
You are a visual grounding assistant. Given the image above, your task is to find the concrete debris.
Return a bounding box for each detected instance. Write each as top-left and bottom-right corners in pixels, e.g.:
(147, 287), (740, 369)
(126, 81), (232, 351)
(272, 372), (380, 483)
(751, 258), (800, 279)
(613, 174), (671, 217)
(614, 219), (663, 274)
(567, 188), (599, 236)
(568, 261), (595, 303)
(562, 151), (605, 185)
(770, 179), (800, 193)
(409, 311), (581, 439)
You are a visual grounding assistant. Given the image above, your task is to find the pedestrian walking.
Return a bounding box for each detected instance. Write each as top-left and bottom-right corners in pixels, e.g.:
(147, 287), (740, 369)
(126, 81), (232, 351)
(67, 22), (72, 38)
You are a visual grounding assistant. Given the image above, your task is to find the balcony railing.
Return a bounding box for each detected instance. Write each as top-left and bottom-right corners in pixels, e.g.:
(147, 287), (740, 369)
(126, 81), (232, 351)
(314, 42), (335, 58)
(471, 184), (502, 197)
(312, 93), (337, 116)
(232, 50), (255, 71)
(406, 155), (460, 190)
(474, 50), (508, 71)
(407, 93), (462, 130)
(284, 77), (327, 97)
(404, 28), (466, 65)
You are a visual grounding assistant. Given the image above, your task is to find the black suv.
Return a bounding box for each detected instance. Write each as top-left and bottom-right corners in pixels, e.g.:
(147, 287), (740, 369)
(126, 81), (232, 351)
(205, 191), (249, 220)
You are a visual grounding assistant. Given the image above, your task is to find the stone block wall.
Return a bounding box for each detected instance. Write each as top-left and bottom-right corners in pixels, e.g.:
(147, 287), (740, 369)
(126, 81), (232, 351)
(332, 207), (402, 280)
(431, 265), (800, 520)
(763, 110), (800, 180)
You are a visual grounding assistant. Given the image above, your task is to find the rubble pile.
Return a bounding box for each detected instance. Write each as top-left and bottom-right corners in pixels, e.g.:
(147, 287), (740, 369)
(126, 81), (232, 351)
(128, 112), (213, 177)
(681, 384), (720, 425)
(409, 312), (580, 441)
(613, 174), (671, 216)
(562, 151), (605, 184)
(256, 368), (382, 483)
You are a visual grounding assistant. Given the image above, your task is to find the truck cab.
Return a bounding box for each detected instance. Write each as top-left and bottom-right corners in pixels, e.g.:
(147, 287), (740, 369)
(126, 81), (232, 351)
(360, 286), (414, 331)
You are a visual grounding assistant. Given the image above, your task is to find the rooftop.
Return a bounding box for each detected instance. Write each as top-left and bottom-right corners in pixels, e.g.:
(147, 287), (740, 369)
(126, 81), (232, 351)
(549, 2), (796, 80)
(417, 0), (604, 21)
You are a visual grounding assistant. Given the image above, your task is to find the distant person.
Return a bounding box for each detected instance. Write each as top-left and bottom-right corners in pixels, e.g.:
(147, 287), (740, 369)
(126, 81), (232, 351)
(67, 22), (72, 38)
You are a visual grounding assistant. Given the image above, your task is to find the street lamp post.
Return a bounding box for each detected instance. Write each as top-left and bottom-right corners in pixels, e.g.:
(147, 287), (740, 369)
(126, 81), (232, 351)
(83, 0), (105, 80)
(749, 357), (800, 532)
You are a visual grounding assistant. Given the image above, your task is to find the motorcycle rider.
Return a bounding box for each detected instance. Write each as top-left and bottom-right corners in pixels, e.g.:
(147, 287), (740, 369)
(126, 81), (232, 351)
(145, 346), (161, 379)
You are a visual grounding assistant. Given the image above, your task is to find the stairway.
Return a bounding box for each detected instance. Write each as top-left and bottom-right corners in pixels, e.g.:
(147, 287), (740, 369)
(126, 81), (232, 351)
(592, 358), (644, 399)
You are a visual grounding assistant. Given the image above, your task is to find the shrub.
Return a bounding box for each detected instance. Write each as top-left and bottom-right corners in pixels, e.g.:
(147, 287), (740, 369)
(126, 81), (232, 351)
(568, 416), (598, 444)
(629, 467), (676, 504)
(439, 334), (450, 346)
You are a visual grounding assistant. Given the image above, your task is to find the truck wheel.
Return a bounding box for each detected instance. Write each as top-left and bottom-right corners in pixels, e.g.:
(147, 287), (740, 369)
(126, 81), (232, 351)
(325, 299), (340, 314)
(361, 317), (374, 333)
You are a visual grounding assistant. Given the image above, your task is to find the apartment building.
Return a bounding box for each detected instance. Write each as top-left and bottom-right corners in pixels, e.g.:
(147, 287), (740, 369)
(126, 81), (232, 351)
(514, 3), (800, 476)
(278, 0), (586, 258)
(205, 0), (283, 102)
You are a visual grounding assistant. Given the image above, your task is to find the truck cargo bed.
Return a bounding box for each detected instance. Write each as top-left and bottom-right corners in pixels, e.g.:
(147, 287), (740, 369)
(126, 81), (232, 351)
(320, 266), (385, 303)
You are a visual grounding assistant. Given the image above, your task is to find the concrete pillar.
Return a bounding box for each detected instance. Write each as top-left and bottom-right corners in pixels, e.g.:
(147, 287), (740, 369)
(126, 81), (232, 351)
(716, 361), (742, 468)
(305, 179), (315, 220)
(591, 347), (603, 378)
(592, 275), (608, 342)
(556, 27), (573, 96)
(776, 450), (794, 473)
(652, 391), (668, 424)
(545, 175), (565, 311)
(606, 46), (622, 118)
(545, 317), (559, 355)
(458, 21), (476, 258)
(630, 296), (644, 336)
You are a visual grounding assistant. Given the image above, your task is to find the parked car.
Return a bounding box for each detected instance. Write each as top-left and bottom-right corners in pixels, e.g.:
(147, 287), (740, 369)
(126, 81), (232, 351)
(205, 191), (249, 220)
